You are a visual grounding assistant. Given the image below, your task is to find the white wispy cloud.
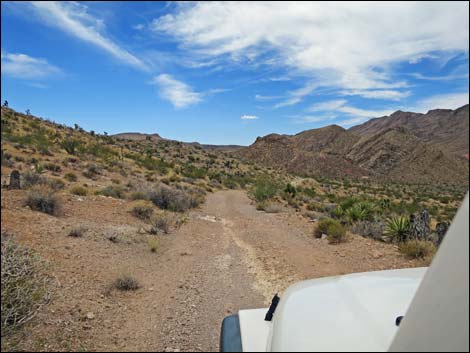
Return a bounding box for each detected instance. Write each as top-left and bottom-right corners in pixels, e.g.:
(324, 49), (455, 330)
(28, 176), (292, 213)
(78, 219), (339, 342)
(339, 89), (411, 101)
(29, 1), (147, 71)
(151, 74), (202, 109)
(255, 94), (283, 101)
(152, 2), (469, 106)
(413, 92), (469, 113)
(1, 51), (62, 80)
(241, 115), (259, 120)
(307, 99), (347, 112)
(290, 114), (337, 124)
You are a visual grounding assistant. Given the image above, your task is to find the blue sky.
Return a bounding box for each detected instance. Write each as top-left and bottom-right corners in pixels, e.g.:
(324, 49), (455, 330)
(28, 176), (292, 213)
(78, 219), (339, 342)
(1, 1), (469, 145)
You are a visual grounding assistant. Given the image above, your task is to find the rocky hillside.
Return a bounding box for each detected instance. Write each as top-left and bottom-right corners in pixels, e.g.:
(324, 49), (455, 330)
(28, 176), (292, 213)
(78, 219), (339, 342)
(350, 104), (469, 157)
(237, 107), (469, 185)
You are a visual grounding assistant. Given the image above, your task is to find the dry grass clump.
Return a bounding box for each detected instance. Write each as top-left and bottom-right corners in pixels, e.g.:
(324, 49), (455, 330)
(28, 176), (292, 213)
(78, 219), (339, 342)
(112, 274), (140, 291)
(70, 185), (87, 196)
(68, 226), (87, 238)
(1, 235), (50, 335)
(399, 240), (436, 260)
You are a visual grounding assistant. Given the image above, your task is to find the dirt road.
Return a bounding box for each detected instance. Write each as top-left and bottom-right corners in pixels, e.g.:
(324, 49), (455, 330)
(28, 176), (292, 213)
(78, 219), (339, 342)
(1, 190), (422, 351)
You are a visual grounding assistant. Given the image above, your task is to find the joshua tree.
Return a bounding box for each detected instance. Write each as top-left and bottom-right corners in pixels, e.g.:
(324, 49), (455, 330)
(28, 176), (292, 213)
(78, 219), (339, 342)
(25, 109), (31, 115)
(2, 100), (8, 107)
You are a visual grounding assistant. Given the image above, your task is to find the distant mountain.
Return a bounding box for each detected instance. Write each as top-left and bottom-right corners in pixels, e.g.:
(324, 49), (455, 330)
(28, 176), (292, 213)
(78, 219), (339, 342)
(113, 132), (163, 142)
(113, 132), (243, 151)
(237, 105), (469, 185)
(350, 104), (469, 157)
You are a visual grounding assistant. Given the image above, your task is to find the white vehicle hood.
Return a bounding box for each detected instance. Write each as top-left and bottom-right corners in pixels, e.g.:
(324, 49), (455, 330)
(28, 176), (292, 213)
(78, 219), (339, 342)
(239, 267), (427, 352)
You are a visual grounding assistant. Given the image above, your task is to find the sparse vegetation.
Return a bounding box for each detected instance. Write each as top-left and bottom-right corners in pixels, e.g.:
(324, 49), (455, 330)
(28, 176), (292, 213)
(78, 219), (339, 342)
(130, 202), (154, 220)
(68, 226), (87, 238)
(148, 238), (160, 253)
(112, 274), (140, 291)
(97, 185), (126, 199)
(70, 185), (88, 196)
(150, 185), (192, 212)
(64, 172), (78, 182)
(25, 186), (62, 216)
(1, 235), (49, 335)
(399, 240), (436, 260)
(251, 175), (279, 202)
(314, 218), (347, 244)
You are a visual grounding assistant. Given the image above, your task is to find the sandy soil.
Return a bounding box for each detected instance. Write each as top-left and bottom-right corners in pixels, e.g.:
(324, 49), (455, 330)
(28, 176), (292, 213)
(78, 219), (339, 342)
(1, 189), (424, 352)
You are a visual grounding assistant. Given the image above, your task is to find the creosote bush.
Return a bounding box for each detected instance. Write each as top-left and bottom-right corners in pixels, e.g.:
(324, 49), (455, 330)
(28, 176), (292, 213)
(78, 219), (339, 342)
(25, 186), (62, 216)
(150, 185), (191, 212)
(1, 235), (49, 335)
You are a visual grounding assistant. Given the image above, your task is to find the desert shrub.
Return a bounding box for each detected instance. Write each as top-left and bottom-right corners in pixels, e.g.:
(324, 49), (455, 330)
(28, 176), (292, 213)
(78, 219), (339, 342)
(148, 238), (160, 253)
(332, 205), (344, 219)
(149, 185), (191, 212)
(256, 201), (282, 213)
(350, 221), (385, 241)
(284, 183), (297, 196)
(82, 164), (100, 179)
(314, 218), (346, 242)
(130, 202), (154, 221)
(181, 164), (207, 179)
(97, 185), (126, 199)
(148, 213), (174, 234)
(44, 162), (61, 173)
(70, 185), (87, 196)
(130, 191), (148, 201)
(22, 171), (48, 188)
(61, 139), (80, 155)
(64, 172), (77, 182)
(113, 275), (140, 291)
(25, 186), (61, 216)
(307, 201), (324, 212)
(326, 222), (348, 244)
(68, 226), (87, 238)
(48, 178), (65, 191)
(251, 176), (279, 202)
(399, 240), (436, 259)
(1, 236), (49, 334)
(339, 197), (359, 210)
(384, 216), (410, 243)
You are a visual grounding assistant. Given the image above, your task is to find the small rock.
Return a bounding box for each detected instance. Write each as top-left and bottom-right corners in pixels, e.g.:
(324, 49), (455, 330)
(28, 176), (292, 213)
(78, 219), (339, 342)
(86, 312), (95, 320)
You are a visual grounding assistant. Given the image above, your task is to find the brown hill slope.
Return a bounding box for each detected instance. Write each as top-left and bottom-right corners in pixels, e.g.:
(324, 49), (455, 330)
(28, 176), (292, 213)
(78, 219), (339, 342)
(350, 104), (469, 157)
(237, 115), (469, 184)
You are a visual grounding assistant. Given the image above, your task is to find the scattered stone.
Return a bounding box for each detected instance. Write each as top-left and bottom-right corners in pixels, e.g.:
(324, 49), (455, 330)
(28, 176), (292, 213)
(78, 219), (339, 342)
(86, 312), (95, 320)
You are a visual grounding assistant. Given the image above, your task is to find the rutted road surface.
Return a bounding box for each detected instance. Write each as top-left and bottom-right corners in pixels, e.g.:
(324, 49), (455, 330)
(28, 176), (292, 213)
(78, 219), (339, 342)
(2, 190), (421, 352)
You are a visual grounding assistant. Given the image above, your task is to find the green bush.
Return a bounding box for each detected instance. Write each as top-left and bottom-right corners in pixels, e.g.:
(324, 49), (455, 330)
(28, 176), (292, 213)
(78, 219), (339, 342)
(314, 218), (347, 244)
(251, 176), (279, 202)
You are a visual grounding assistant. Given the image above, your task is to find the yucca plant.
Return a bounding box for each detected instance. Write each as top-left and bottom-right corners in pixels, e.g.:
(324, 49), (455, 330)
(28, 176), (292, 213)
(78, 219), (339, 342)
(332, 205), (344, 219)
(384, 216), (410, 243)
(378, 198), (391, 210)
